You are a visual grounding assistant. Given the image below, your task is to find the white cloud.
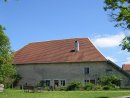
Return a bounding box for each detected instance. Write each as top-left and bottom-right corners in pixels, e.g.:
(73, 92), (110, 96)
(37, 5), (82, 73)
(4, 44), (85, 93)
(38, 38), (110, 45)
(93, 33), (125, 48)
(106, 56), (117, 63)
(124, 57), (130, 64)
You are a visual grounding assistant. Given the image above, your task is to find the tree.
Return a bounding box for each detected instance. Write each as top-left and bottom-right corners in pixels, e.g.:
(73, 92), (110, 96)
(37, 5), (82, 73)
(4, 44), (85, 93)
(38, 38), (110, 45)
(0, 25), (16, 86)
(104, 0), (130, 29)
(104, 0), (130, 51)
(120, 36), (130, 51)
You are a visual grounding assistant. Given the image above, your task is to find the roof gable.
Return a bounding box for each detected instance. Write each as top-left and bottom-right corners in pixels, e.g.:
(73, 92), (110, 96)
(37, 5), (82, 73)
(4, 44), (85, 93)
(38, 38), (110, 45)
(13, 38), (107, 64)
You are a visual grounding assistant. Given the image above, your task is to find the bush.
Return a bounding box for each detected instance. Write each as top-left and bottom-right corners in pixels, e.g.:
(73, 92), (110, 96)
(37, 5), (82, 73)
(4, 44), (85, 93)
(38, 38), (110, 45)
(94, 85), (102, 90)
(66, 81), (82, 91)
(108, 84), (120, 90)
(99, 75), (121, 87)
(84, 83), (95, 90)
(59, 87), (66, 91)
(54, 87), (66, 91)
(43, 86), (50, 91)
(103, 85), (111, 90)
(58, 87), (66, 91)
(12, 74), (22, 87)
(102, 84), (120, 90)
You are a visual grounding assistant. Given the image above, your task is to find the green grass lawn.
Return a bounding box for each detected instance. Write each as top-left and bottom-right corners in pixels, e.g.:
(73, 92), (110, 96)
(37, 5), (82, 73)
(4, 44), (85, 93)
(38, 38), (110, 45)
(0, 89), (130, 98)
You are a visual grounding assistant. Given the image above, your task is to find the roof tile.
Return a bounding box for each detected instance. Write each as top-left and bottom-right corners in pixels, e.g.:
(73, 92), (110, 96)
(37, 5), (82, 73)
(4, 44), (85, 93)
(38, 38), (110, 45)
(122, 64), (130, 71)
(13, 38), (107, 64)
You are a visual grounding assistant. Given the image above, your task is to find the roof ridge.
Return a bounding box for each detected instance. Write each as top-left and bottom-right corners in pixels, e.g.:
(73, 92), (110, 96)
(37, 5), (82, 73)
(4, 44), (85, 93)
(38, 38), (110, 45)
(29, 38), (88, 44)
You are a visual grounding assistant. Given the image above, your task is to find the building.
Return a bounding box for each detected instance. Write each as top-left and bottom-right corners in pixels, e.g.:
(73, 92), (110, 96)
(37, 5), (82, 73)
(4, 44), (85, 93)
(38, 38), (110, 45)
(122, 64), (130, 74)
(13, 38), (130, 88)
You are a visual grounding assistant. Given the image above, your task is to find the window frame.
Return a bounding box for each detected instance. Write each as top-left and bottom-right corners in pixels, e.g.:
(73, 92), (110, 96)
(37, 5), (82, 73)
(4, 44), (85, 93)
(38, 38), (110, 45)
(84, 67), (89, 75)
(53, 79), (66, 87)
(40, 79), (51, 87)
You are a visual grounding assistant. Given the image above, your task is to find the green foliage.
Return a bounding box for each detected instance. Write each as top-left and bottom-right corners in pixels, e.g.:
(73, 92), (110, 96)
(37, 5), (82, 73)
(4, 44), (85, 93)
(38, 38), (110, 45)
(120, 36), (130, 51)
(39, 80), (44, 87)
(12, 74), (22, 87)
(99, 75), (121, 88)
(0, 64), (16, 84)
(83, 83), (95, 90)
(104, 0), (130, 29)
(102, 85), (111, 90)
(102, 84), (120, 90)
(1, 89), (130, 98)
(104, 0), (130, 51)
(13, 74), (22, 81)
(59, 87), (66, 91)
(0, 25), (16, 85)
(84, 83), (103, 91)
(94, 85), (103, 90)
(66, 81), (82, 91)
(53, 87), (66, 91)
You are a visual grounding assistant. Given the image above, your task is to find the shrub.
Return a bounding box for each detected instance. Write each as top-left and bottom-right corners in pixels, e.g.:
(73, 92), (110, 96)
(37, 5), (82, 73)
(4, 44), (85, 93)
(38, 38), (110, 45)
(43, 86), (50, 91)
(99, 75), (121, 87)
(94, 85), (102, 90)
(53, 86), (66, 91)
(102, 84), (120, 90)
(66, 81), (82, 91)
(12, 74), (22, 87)
(108, 84), (120, 90)
(113, 86), (120, 90)
(103, 85), (111, 90)
(84, 83), (95, 90)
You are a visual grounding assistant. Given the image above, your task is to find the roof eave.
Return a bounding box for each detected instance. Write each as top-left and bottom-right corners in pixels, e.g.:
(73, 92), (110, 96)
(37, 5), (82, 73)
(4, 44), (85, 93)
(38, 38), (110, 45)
(13, 60), (107, 65)
(107, 60), (130, 78)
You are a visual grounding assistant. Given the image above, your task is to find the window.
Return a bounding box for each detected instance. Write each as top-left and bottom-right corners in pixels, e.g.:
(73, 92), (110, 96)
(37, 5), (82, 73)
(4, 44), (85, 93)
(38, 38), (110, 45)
(40, 80), (50, 87)
(90, 80), (95, 84)
(54, 80), (59, 87)
(85, 79), (96, 84)
(84, 80), (89, 84)
(54, 80), (66, 87)
(45, 80), (50, 86)
(84, 67), (89, 74)
(61, 80), (65, 86)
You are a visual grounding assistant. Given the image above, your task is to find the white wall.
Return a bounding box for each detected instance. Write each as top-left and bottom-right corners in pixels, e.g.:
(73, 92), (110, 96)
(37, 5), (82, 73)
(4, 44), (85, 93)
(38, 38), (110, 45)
(16, 62), (130, 87)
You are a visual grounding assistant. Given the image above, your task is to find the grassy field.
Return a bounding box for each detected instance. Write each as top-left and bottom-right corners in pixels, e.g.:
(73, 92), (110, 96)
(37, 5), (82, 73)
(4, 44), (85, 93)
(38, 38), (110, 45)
(0, 89), (130, 98)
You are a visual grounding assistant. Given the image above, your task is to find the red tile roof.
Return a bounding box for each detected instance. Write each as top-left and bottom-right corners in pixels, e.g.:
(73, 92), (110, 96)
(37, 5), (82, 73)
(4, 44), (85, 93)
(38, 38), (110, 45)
(122, 64), (130, 71)
(13, 38), (107, 64)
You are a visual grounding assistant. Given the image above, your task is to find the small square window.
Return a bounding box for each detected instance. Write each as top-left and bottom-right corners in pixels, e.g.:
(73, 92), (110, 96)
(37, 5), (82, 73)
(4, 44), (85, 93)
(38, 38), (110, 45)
(84, 80), (89, 84)
(84, 67), (89, 74)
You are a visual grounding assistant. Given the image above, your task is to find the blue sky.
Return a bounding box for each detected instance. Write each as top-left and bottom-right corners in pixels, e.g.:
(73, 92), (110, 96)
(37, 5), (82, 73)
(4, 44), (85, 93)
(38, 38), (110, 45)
(0, 0), (130, 67)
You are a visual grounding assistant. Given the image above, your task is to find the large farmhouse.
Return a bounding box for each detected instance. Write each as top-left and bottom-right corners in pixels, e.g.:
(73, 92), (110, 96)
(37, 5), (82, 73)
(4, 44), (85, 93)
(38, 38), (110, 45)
(13, 38), (130, 88)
